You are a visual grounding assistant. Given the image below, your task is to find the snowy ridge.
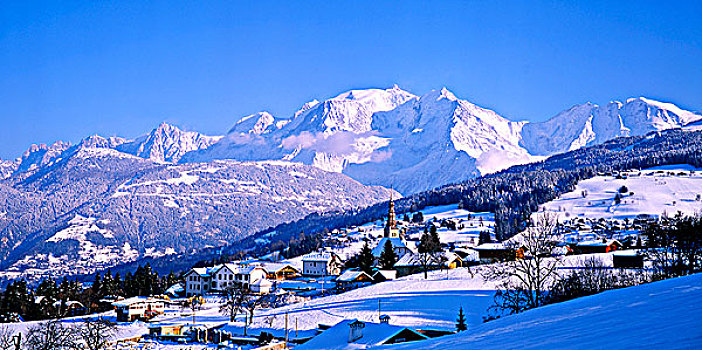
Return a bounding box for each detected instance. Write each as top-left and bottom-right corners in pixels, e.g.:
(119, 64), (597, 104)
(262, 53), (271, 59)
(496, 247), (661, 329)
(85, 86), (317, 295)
(522, 97), (702, 156)
(183, 86), (699, 194)
(117, 122), (222, 163)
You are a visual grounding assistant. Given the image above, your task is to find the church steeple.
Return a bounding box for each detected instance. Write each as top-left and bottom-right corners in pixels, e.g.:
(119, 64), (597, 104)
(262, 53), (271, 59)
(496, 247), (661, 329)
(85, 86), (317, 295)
(384, 190), (399, 238)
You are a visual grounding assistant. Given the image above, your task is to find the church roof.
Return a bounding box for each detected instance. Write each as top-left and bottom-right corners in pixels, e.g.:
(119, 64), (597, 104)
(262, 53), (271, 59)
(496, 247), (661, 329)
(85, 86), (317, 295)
(372, 237), (411, 256)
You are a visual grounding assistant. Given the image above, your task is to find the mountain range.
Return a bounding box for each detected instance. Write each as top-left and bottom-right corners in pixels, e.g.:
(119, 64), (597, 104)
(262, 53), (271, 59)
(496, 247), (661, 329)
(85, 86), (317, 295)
(0, 85), (699, 278)
(183, 86), (701, 194)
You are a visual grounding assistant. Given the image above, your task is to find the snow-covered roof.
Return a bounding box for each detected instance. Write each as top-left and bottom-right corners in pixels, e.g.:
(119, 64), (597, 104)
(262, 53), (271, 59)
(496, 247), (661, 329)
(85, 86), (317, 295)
(394, 252), (461, 267)
(251, 278), (273, 287)
(612, 249), (642, 256)
(371, 237), (412, 256)
(302, 252), (338, 262)
(111, 296), (162, 308)
(473, 243), (508, 250)
(258, 262), (298, 273)
(577, 239), (621, 247)
(52, 300), (84, 308)
(337, 270), (372, 282)
(297, 319), (427, 350)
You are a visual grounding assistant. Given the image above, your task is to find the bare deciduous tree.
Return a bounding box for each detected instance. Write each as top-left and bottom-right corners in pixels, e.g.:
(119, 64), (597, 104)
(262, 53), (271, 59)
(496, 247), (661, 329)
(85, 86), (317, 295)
(220, 285), (248, 322)
(77, 317), (117, 350)
(25, 320), (80, 350)
(487, 212), (562, 315)
(0, 326), (21, 350)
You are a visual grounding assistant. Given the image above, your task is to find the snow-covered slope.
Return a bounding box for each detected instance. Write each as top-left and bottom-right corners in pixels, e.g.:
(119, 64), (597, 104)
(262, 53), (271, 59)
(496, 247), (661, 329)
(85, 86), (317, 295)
(0, 134), (397, 277)
(522, 98), (702, 156)
(386, 273), (702, 350)
(539, 165), (702, 220)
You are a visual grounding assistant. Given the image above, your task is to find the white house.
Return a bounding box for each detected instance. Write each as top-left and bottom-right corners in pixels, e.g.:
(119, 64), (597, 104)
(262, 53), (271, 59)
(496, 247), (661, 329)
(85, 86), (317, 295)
(184, 263), (269, 297)
(302, 252), (343, 277)
(184, 267), (214, 297)
(250, 278), (274, 294)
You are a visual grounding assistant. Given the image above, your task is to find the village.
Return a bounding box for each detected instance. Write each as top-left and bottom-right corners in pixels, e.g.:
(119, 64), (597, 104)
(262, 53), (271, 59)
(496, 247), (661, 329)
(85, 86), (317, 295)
(92, 184), (661, 349)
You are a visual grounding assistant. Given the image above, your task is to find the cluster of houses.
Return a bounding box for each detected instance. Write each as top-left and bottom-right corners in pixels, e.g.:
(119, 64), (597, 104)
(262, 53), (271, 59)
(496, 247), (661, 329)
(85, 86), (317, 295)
(184, 261), (301, 297)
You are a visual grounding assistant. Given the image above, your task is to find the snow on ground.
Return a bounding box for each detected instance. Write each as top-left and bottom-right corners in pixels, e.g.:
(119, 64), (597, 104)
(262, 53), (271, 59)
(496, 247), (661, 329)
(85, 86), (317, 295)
(541, 165), (702, 220)
(409, 204), (495, 245)
(384, 273), (702, 350)
(157, 267), (499, 338)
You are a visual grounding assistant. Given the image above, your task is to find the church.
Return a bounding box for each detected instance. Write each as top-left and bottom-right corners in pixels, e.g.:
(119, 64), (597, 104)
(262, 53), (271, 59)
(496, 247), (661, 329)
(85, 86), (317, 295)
(372, 193), (414, 259)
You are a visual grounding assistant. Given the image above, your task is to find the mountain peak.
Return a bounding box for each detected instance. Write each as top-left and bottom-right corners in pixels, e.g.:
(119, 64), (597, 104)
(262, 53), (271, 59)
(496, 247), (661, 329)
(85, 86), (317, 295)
(423, 87), (459, 102)
(123, 122), (221, 163)
(229, 112), (278, 135)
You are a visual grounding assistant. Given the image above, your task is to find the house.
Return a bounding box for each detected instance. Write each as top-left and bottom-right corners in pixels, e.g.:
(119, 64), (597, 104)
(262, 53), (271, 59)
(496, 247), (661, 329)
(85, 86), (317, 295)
(336, 269), (373, 289)
(184, 263), (269, 296)
(394, 252), (463, 277)
(613, 250), (644, 268)
(184, 267), (214, 297)
(148, 322), (186, 343)
(297, 318), (428, 350)
(472, 243), (515, 263)
(302, 252), (343, 277)
(572, 239), (623, 255)
(112, 297), (165, 322)
(371, 269), (397, 283)
(250, 278), (274, 294)
(259, 262), (301, 280)
(52, 300), (86, 317)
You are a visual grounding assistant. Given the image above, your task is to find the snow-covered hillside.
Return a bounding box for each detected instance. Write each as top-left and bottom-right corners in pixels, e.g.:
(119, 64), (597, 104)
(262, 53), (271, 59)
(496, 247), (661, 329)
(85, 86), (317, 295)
(0, 135), (397, 280)
(540, 165), (702, 220)
(386, 273), (702, 350)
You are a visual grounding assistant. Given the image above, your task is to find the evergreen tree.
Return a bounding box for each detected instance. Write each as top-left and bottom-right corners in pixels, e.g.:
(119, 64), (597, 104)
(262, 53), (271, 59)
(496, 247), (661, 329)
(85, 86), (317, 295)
(358, 242), (375, 274)
(456, 306), (467, 332)
(379, 240), (398, 269)
(91, 273), (102, 296)
(419, 226), (442, 253)
(478, 231), (492, 245)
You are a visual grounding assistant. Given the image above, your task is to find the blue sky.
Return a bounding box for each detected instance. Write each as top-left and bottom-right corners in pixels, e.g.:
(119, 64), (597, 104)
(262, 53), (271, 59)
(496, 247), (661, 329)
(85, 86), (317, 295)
(0, 0), (700, 159)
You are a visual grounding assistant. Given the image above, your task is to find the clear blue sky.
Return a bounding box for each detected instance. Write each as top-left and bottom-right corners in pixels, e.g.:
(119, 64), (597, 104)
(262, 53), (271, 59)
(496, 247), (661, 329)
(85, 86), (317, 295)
(1, 1), (701, 159)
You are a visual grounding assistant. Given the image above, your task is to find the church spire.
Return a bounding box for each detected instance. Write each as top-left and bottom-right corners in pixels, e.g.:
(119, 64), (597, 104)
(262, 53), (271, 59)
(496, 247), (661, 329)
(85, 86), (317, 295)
(384, 189), (398, 238)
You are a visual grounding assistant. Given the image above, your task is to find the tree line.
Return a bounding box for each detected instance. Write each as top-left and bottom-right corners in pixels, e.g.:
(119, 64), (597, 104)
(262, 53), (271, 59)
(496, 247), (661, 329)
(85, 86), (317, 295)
(0, 264), (181, 322)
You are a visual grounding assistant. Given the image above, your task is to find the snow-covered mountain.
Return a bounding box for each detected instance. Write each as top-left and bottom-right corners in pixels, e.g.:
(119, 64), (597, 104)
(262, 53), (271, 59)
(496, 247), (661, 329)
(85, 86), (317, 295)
(0, 131), (396, 276)
(186, 86), (700, 194)
(116, 122), (222, 163)
(521, 97), (702, 155)
(184, 86), (537, 193)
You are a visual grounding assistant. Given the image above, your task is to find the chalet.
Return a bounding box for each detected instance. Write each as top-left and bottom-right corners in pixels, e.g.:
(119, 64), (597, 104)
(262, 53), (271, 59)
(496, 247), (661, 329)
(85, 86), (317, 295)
(298, 319), (428, 349)
(336, 269), (373, 289)
(52, 300), (85, 317)
(259, 262), (301, 280)
(302, 252), (343, 277)
(148, 322), (187, 343)
(572, 239), (622, 255)
(112, 297), (165, 322)
(371, 269), (397, 283)
(394, 252), (463, 277)
(472, 243), (515, 263)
